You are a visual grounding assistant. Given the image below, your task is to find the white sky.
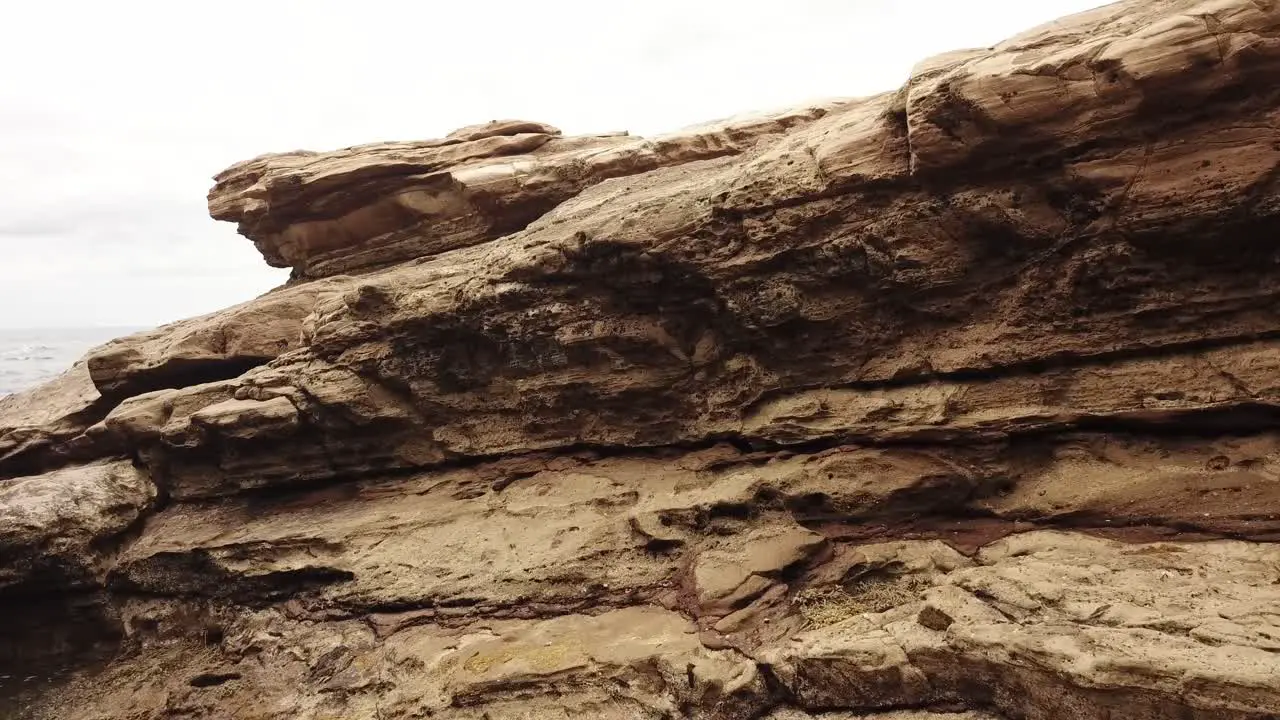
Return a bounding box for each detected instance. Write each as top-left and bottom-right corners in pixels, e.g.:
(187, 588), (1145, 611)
(0, 0), (1107, 329)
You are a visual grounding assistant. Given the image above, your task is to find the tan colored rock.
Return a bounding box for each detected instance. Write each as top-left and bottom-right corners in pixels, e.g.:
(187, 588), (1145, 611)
(0, 279), (342, 481)
(97, 444), (980, 617)
(0, 460), (154, 594)
(445, 119), (564, 142)
(905, 0), (1279, 175)
(693, 526), (826, 612)
(44, 528), (1280, 719)
(189, 397), (300, 440)
(101, 430), (1280, 626)
(0, 361), (117, 479)
(209, 103), (844, 279)
(980, 432), (1280, 541)
(11, 1), (1280, 719)
(29, 604), (769, 720)
(85, 278), (344, 398)
(763, 532), (1280, 719)
(111, 0), (1280, 495)
(107, 333), (1280, 497)
(386, 607), (768, 717)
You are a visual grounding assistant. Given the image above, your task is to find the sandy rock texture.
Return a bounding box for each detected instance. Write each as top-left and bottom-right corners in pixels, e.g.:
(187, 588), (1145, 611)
(4, 0), (1280, 718)
(209, 106), (842, 280)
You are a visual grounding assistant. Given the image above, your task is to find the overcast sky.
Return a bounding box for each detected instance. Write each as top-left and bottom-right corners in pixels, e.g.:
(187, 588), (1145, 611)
(0, 0), (1107, 329)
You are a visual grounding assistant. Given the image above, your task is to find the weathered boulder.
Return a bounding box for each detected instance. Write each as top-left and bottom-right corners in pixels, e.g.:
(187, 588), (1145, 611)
(0, 460), (154, 594)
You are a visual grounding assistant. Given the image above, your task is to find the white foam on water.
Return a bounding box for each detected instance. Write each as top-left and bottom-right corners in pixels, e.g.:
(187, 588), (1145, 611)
(0, 328), (145, 397)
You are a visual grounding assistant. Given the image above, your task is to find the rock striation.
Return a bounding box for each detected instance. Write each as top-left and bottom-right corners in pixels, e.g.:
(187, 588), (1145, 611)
(5, 0), (1280, 718)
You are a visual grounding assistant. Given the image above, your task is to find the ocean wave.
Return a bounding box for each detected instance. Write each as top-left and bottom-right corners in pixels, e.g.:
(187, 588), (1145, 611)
(0, 330), (134, 396)
(0, 344), (56, 361)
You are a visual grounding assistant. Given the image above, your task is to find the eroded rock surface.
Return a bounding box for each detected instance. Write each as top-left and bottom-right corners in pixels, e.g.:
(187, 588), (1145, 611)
(0, 276), (354, 485)
(85, 278), (346, 399)
(7, 0), (1280, 718)
(0, 461), (153, 594)
(767, 532), (1280, 719)
(0, 362), (117, 478)
(209, 103), (843, 280)
(107, 0), (1280, 499)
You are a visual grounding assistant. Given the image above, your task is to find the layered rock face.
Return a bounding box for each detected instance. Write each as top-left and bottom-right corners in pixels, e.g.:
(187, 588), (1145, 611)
(6, 0), (1280, 718)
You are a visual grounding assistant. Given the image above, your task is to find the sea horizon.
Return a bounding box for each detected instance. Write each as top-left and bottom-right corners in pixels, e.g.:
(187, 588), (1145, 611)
(0, 326), (151, 397)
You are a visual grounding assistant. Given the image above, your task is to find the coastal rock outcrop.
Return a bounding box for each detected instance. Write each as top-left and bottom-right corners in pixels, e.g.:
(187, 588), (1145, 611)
(0, 362), (117, 478)
(5, 0), (1280, 718)
(0, 279), (345, 480)
(0, 460), (153, 594)
(209, 105), (843, 280)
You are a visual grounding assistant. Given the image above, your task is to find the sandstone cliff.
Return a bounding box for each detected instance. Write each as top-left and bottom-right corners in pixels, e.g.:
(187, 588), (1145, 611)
(4, 1), (1280, 718)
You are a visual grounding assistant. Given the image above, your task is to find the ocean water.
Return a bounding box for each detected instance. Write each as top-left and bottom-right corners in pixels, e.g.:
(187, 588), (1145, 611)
(0, 327), (145, 397)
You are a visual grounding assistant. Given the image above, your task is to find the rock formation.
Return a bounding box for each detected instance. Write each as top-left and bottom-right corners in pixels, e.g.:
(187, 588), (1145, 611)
(4, 0), (1280, 717)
